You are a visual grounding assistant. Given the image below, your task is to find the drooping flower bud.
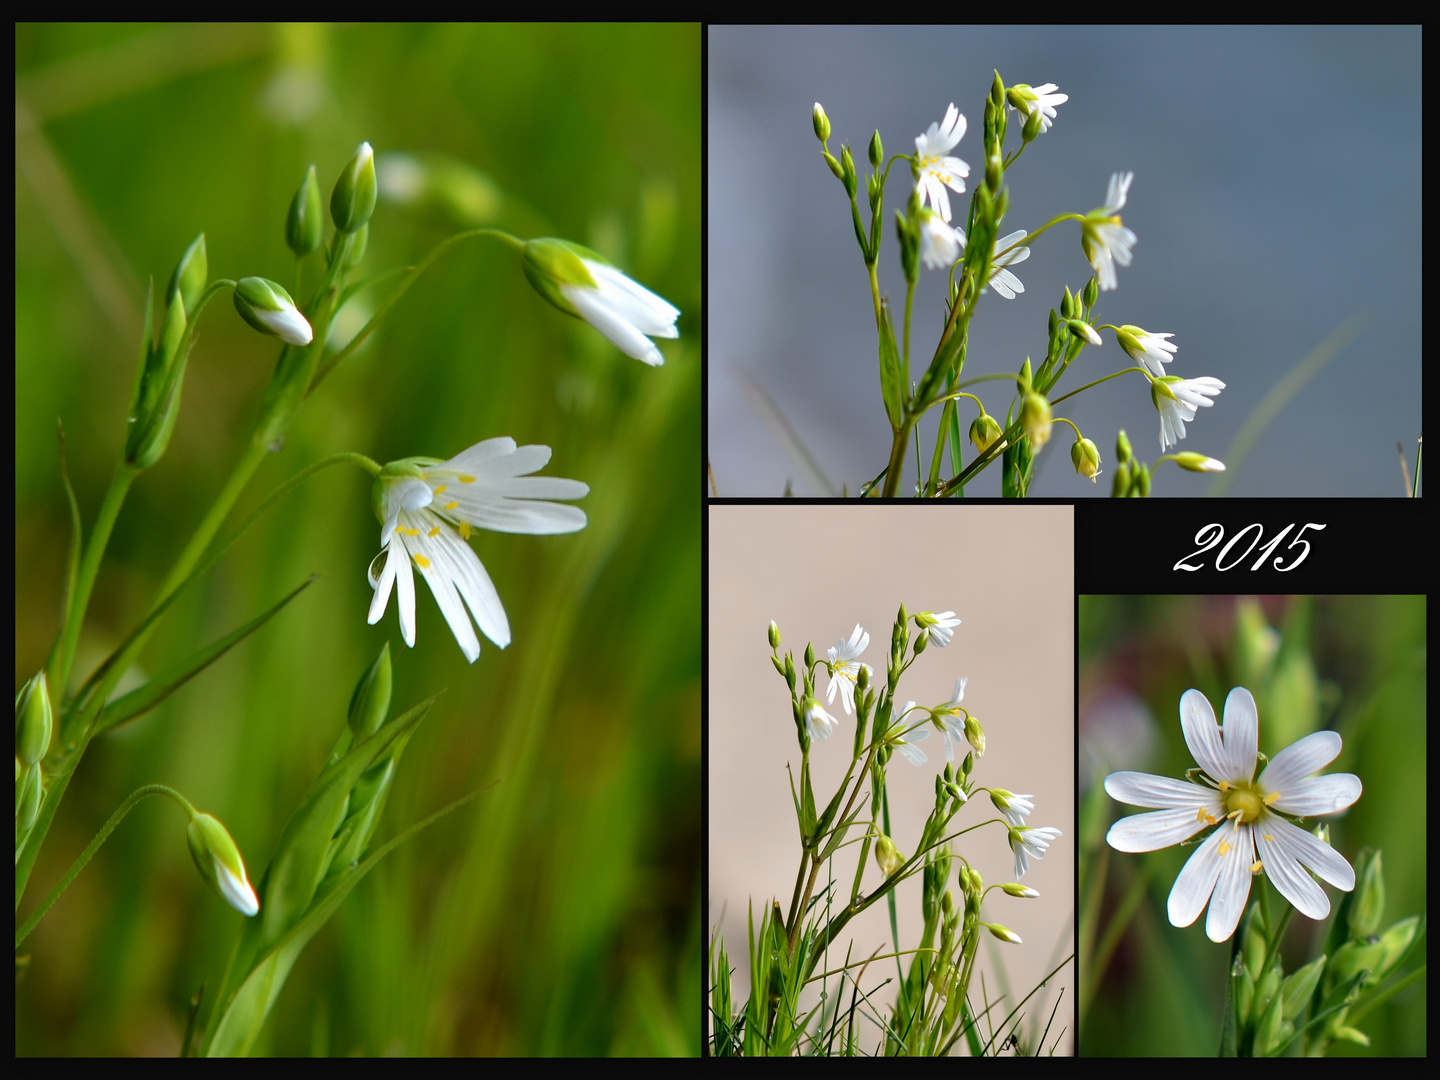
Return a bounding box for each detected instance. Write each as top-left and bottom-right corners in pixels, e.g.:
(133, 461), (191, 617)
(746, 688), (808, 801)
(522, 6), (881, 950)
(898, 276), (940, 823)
(330, 141), (377, 234)
(286, 165), (324, 256)
(970, 411), (1004, 455)
(1067, 319), (1102, 346)
(1071, 437), (1101, 482)
(233, 277), (314, 346)
(964, 714), (986, 757)
(187, 811), (260, 916)
(1001, 882), (1040, 898)
(1021, 392), (1052, 449)
(1172, 452), (1226, 473)
(875, 834), (903, 877)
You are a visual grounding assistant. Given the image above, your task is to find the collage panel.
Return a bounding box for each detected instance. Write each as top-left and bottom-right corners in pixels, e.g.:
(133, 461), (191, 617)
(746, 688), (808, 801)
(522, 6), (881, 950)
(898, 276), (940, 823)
(1078, 595), (1426, 1056)
(708, 504), (1075, 1055)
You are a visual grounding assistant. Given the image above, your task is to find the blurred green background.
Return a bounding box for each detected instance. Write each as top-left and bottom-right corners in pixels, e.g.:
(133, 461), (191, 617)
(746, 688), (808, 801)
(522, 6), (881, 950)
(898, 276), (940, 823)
(15, 23), (699, 1055)
(1077, 595), (1425, 1056)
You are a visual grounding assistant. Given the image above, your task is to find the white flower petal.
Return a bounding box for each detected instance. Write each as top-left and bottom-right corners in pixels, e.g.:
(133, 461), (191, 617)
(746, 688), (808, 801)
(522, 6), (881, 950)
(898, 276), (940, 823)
(404, 529), (480, 663)
(1264, 814), (1355, 891)
(395, 536), (416, 647)
(1255, 824), (1330, 920)
(563, 284), (666, 366)
(214, 855), (260, 916)
(1108, 807), (1213, 853)
(1105, 771), (1223, 811)
(1220, 687), (1259, 783)
(1268, 773), (1362, 818)
(1257, 730), (1343, 793)
(422, 517), (510, 650)
(1179, 689), (1229, 781)
(1167, 826), (1227, 928)
(367, 539), (401, 626)
(585, 261), (680, 337)
(1205, 822), (1255, 942)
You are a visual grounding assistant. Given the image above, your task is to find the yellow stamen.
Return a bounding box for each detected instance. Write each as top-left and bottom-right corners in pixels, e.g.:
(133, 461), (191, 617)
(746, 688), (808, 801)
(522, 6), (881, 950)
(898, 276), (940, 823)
(1218, 781), (1230, 791)
(398, 526), (421, 536)
(458, 521), (471, 540)
(413, 554), (430, 569)
(428, 527), (440, 537)
(1249, 860), (1264, 874)
(433, 484), (447, 495)
(459, 474), (476, 483)
(1218, 840), (1230, 856)
(1263, 791), (1280, 806)
(443, 501), (459, 510)
(1263, 834), (1273, 842)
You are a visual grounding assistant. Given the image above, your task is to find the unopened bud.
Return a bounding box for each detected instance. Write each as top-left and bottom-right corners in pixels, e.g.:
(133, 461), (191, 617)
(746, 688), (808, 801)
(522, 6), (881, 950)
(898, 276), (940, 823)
(840, 144), (857, 198)
(986, 151), (1002, 194)
(1021, 107), (1043, 143)
(233, 277), (313, 346)
(286, 165), (324, 256)
(187, 811), (259, 916)
(991, 71), (1005, 108)
(1001, 882), (1040, 898)
(1115, 429), (1133, 464)
(964, 714), (986, 756)
(347, 643), (393, 740)
(1021, 392), (1052, 450)
(1172, 452), (1226, 473)
(15, 672), (53, 768)
(1111, 459), (1132, 498)
(1082, 277), (1099, 307)
(823, 150), (845, 180)
(875, 834), (903, 877)
(768, 620), (781, 649)
(1067, 319), (1102, 346)
(804, 642), (815, 669)
(1071, 437), (1101, 482)
(1060, 286), (1074, 319)
(330, 141), (377, 234)
(166, 233), (208, 315)
(812, 102), (831, 143)
(987, 922), (1022, 944)
(869, 130), (883, 169)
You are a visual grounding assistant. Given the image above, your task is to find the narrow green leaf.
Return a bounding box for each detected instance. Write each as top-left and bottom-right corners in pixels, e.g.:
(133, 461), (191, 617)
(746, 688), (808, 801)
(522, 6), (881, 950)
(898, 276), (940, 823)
(93, 575), (318, 735)
(877, 299), (903, 430)
(45, 420), (84, 690)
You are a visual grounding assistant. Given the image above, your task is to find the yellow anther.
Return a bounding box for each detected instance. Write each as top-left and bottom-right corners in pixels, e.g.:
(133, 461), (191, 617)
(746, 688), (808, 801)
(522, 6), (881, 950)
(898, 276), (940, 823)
(1218, 841), (1230, 856)
(459, 474), (476, 483)
(443, 501), (459, 510)
(458, 521), (472, 540)
(1263, 791), (1280, 806)
(1249, 860), (1264, 874)
(433, 484), (447, 495)
(398, 526), (421, 536)
(1195, 806), (1209, 822)
(1263, 834), (1273, 842)
(1218, 781), (1230, 791)
(413, 554), (431, 569)
(428, 526), (440, 537)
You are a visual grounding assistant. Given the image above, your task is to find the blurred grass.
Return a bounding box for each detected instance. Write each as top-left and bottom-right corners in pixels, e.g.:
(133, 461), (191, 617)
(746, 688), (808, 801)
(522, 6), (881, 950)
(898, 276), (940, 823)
(15, 23), (699, 1056)
(1077, 596), (1426, 1056)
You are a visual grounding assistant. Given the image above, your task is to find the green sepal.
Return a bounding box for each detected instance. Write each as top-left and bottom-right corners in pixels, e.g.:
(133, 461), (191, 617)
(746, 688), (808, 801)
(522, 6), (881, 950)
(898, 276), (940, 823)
(877, 298), (903, 430)
(521, 238), (600, 319)
(93, 576), (318, 736)
(329, 141), (376, 234)
(346, 643), (392, 740)
(1280, 953), (1326, 1020)
(1348, 849), (1385, 938)
(286, 165), (324, 256)
(167, 233), (208, 314)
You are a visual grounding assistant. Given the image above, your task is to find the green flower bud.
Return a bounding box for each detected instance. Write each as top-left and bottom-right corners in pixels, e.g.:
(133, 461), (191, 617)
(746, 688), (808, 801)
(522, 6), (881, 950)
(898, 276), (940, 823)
(1172, 452), (1227, 473)
(520, 237), (601, 320)
(1047, 307), (1059, 342)
(840, 144), (857, 198)
(124, 287), (188, 469)
(1333, 1025), (1371, 1047)
(233, 277), (314, 346)
(1115, 429), (1133, 464)
(347, 644), (393, 741)
(961, 750), (973, 777)
(15, 672), (53, 768)
(1001, 882), (1040, 898)
(1067, 318), (1101, 347)
(812, 102), (831, 143)
(343, 222), (369, 268)
(823, 149), (845, 180)
(1021, 107), (1043, 144)
(868, 130), (883, 169)
(784, 652), (796, 690)
(856, 664), (869, 692)
(913, 631), (928, 655)
(166, 233), (208, 315)
(986, 150), (1002, 194)
(1071, 437), (1101, 483)
(1236, 965), (1255, 1023)
(16, 761), (43, 833)
(1060, 286), (1074, 319)
(991, 71), (1006, 108)
(330, 141), (377, 234)
(1021, 392), (1052, 450)
(804, 642), (816, 669)
(286, 165), (324, 256)
(1132, 465), (1151, 497)
(986, 922), (1022, 944)
(187, 811), (259, 916)
(875, 834), (903, 877)
(1082, 276), (1099, 308)
(964, 714), (986, 757)
(768, 620), (781, 650)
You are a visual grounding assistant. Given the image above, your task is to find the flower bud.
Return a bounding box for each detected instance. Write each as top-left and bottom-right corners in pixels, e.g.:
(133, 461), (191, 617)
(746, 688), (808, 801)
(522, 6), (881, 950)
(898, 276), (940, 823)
(1172, 452), (1226, 473)
(233, 277), (314, 346)
(840, 144), (857, 198)
(15, 672), (53, 768)
(986, 922), (1022, 944)
(166, 233), (208, 315)
(124, 285), (188, 469)
(986, 150), (1002, 194)
(868, 130), (883, 169)
(1021, 392), (1052, 450)
(1067, 319), (1102, 346)
(768, 620), (781, 650)
(330, 141), (377, 234)
(347, 643), (393, 741)
(812, 102), (831, 143)
(1132, 466), (1151, 497)
(343, 222), (369, 268)
(1111, 459), (1132, 498)
(969, 412), (1003, 456)
(804, 642), (815, 669)
(991, 71), (1006, 108)
(16, 761), (43, 833)
(1001, 882), (1040, 898)
(875, 834), (903, 877)
(187, 811), (260, 916)
(1021, 107), (1043, 144)
(1115, 429), (1133, 464)
(961, 750), (973, 777)
(784, 652), (796, 690)
(913, 631), (928, 655)
(856, 664), (870, 692)
(1071, 437), (1101, 482)
(286, 165), (324, 256)
(1060, 286), (1074, 319)
(964, 714), (986, 756)
(1082, 277), (1099, 308)
(823, 150), (845, 180)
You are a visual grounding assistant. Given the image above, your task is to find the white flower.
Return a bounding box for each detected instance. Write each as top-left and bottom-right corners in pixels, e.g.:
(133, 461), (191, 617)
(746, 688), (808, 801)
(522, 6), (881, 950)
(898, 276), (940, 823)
(825, 624), (872, 715)
(1152, 375), (1225, 451)
(914, 104), (970, 223)
(1116, 325), (1178, 377)
(887, 700), (930, 767)
(1007, 82), (1069, 133)
(1104, 687), (1361, 942)
(990, 788), (1035, 828)
(985, 229), (1031, 299)
(916, 610), (960, 647)
(931, 677), (968, 763)
(919, 210), (966, 270)
(1008, 824), (1063, 879)
(1081, 172), (1137, 292)
(804, 697), (840, 742)
(367, 438), (588, 663)
(522, 239), (679, 367)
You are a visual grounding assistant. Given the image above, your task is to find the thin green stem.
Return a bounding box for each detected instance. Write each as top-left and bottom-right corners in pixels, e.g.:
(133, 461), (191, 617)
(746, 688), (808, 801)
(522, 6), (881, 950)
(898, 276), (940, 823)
(1048, 367), (1149, 408)
(902, 275), (915, 392)
(17, 783), (194, 946)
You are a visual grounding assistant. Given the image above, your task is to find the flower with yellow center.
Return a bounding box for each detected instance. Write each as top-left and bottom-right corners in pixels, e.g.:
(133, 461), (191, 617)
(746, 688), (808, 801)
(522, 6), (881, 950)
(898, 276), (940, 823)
(367, 438), (588, 663)
(1105, 687), (1361, 942)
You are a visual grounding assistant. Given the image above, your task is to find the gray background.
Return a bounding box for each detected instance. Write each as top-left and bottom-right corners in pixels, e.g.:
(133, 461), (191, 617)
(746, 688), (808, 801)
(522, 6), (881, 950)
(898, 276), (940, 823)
(708, 26), (1422, 497)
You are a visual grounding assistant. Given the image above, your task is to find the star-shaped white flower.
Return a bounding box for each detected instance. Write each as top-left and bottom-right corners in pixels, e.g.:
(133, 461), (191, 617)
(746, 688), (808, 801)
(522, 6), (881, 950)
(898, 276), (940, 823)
(1008, 824), (1063, 879)
(1152, 375), (1225, 451)
(990, 788), (1035, 828)
(985, 229), (1032, 299)
(804, 697), (840, 742)
(931, 677), (969, 763)
(367, 438), (588, 662)
(1105, 687), (1361, 942)
(887, 700), (931, 767)
(1116, 325), (1178, 377)
(825, 624), (872, 715)
(1081, 172), (1137, 292)
(914, 104), (970, 223)
(1007, 82), (1069, 134)
(919, 209), (965, 270)
(916, 610), (960, 647)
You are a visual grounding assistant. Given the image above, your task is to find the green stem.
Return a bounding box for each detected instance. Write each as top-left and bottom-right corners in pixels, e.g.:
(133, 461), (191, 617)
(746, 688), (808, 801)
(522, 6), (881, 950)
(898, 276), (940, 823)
(902, 274), (915, 393)
(1048, 367), (1149, 408)
(17, 783), (194, 947)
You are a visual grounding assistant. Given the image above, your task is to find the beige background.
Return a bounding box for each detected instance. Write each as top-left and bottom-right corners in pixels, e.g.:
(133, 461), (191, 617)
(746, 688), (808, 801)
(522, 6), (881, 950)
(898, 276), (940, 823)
(709, 504), (1074, 1055)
